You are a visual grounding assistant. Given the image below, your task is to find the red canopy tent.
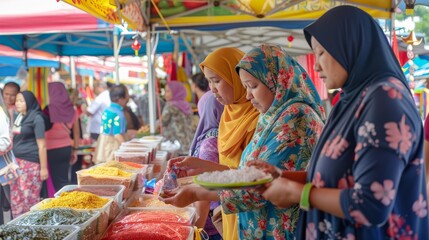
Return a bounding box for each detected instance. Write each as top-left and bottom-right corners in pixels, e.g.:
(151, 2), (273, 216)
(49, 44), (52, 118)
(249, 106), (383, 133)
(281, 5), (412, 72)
(0, 0), (110, 34)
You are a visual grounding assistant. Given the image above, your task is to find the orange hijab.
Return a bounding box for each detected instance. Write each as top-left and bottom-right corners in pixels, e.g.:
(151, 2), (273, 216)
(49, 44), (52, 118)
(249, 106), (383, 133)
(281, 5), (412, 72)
(200, 47), (259, 168)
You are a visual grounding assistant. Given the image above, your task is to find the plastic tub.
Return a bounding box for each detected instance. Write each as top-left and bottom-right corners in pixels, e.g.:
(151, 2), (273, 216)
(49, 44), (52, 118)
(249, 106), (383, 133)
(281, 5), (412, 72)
(114, 151), (150, 164)
(152, 159), (167, 180)
(8, 209), (99, 240)
(96, 162), (147, 190)
(121, 141), (158, 149)
(30, 198), (113, 234)
(1, 225), (80, 240)
(54, 185), (125, 220)
(76, 169), (135, 199)
(125, 193), (173, 208)
(101, 224), (194, 240)
(155, 150), (169, 162)
(140, 135), (164, 142)
(124, 207), (197, 226)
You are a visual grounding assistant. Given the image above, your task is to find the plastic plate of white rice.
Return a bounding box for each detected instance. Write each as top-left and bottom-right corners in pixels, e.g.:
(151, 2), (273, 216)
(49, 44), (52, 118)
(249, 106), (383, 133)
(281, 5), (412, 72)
(193, 166), (273, 190)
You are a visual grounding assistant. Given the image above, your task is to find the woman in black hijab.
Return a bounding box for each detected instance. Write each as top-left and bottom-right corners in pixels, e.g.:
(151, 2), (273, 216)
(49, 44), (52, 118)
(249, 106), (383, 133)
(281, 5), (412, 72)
(11, 91), (48, 218)
(251, 5), (429, 239)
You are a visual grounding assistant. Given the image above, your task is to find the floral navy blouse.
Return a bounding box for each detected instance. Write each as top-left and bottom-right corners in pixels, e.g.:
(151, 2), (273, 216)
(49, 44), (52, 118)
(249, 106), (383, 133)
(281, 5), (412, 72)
(300, 79), (429, 240)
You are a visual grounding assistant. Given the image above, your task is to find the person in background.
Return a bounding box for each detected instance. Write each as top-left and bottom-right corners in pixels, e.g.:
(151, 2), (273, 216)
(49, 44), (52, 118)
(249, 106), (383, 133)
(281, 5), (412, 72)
(2, 82), (20, 123)
(190, 72), (210, 102)
(164, 47), (260, 240)
(124, 105), (141, 132)
(86, 82), (110, 141)
(69, 88), (84, 185)
(161, 81), (194, 155)
(0, 82), (18, 215)
(189, 91), (224, 239)
(251, 6), (429, 239)
(136, 88), (165, 126)
(11, 91), (48, 218)
(43, 82), (80, 195)
(93, 84), (129, 164)
(0, 93), (12, 224)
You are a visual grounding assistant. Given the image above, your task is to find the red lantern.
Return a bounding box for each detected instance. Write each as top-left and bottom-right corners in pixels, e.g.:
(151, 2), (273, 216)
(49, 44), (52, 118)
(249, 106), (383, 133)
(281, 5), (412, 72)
(131, 39), (141, 56)
(287, 35), (294, 48)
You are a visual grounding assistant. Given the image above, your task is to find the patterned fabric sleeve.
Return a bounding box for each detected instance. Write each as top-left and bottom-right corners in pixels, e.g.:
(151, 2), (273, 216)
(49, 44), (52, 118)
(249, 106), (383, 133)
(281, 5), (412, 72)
(34, 114), (46, 139)
(197, 136), (219, 164)
(161, 103), (173, 126)
(220, 106), (322, 213)
(340, 82), (424, 226)
(112, 112), (127, 135)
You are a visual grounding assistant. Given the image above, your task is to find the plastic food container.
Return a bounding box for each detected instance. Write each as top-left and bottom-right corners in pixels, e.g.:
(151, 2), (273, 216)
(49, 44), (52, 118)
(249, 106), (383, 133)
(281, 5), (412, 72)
(54, 185), (125, 220)
(30, 198), (113, 234)
(95, 162), (147, 191)
(114, 151), (150, 164)
(152, 159), (167, 180)
(101, 224), (194, 240)
(124, 207), (197, 226)
(121, 141), (158, 149)
(125, 193), (172, 208)
(155, 150), (169, 162)
(1, 225), (80, 240)
(76, 169), (136, 199)
(8, 210), (99, 240)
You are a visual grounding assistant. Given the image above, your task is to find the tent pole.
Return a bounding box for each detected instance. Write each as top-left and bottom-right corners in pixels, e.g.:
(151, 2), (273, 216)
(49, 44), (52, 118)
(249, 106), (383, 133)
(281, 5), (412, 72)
(114, 26), (120, 84)
(147, 26), (157, 135)
(70, 56), (76, 89)
(390, 0), (396, 44)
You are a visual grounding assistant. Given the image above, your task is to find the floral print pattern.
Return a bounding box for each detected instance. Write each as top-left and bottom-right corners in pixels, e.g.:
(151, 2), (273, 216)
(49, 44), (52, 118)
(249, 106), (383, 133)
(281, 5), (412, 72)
(10, 157), (42, 218)
(162, 103), (195, 155)
(101, 102), (126, 135)
(299, 80), (429, 239)
(220, 44), (325, 240)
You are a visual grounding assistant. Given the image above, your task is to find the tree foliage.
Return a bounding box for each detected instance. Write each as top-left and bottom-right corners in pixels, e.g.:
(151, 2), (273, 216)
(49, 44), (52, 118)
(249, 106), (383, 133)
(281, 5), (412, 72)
(396, 6), (429, 38)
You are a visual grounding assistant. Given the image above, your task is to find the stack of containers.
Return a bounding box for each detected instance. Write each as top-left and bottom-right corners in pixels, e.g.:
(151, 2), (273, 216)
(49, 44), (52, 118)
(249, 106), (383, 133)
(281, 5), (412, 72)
(115, 137), (164, 181)
(17, 136), (167, 240)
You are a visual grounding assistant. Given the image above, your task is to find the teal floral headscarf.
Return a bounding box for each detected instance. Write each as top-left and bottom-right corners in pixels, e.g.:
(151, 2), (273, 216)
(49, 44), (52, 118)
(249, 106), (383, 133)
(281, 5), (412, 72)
(236, 44), (325, 162)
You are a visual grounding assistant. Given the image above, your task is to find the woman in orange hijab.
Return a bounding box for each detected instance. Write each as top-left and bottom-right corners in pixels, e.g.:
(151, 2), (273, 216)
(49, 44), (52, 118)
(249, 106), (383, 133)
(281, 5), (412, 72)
(164, 47), (259, 239)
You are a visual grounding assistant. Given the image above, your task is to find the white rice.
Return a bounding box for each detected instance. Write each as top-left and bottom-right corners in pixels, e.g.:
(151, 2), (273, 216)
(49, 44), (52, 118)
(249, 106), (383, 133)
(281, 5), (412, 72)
(197, 166), (270, 183)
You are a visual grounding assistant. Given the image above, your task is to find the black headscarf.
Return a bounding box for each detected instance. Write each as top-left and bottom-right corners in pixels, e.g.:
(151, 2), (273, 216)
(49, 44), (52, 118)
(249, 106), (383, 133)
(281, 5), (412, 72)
(303, 6), (412, 179)
(19, 91), (42, 126)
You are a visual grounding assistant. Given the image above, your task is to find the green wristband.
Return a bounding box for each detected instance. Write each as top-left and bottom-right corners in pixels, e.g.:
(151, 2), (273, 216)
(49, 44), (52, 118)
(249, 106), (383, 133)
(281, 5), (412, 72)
(300, 183), (314, 211)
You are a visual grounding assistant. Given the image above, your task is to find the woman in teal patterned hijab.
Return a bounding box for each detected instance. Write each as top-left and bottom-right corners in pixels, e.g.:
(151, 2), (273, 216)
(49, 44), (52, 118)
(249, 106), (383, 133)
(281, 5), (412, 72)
(218, 44), (326, 239)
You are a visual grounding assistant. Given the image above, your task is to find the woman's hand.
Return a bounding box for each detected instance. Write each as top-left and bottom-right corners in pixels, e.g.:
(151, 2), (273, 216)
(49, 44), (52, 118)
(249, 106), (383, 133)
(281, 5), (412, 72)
(40, 167), (49, 181)
(262, 178), (303, 209)
(247, 160), (282, 179)
(159, 185), (200, 208)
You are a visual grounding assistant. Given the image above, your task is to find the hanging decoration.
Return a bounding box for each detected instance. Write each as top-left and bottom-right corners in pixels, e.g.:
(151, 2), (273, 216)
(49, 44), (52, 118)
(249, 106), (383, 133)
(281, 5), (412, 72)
(404, 0), (416, 15)
(287, 35), (294, 48)
(131, 38), (141, 56)
(401, 30), (422, 89)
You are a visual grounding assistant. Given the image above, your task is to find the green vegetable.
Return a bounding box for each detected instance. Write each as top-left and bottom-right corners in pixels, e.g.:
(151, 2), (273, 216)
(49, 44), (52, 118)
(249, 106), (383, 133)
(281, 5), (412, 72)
(0, 225), (71, 239)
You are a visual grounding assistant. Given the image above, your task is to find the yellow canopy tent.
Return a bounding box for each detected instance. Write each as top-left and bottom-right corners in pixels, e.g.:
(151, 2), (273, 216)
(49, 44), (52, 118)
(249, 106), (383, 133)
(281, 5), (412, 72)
(60, 0), (406, 134)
